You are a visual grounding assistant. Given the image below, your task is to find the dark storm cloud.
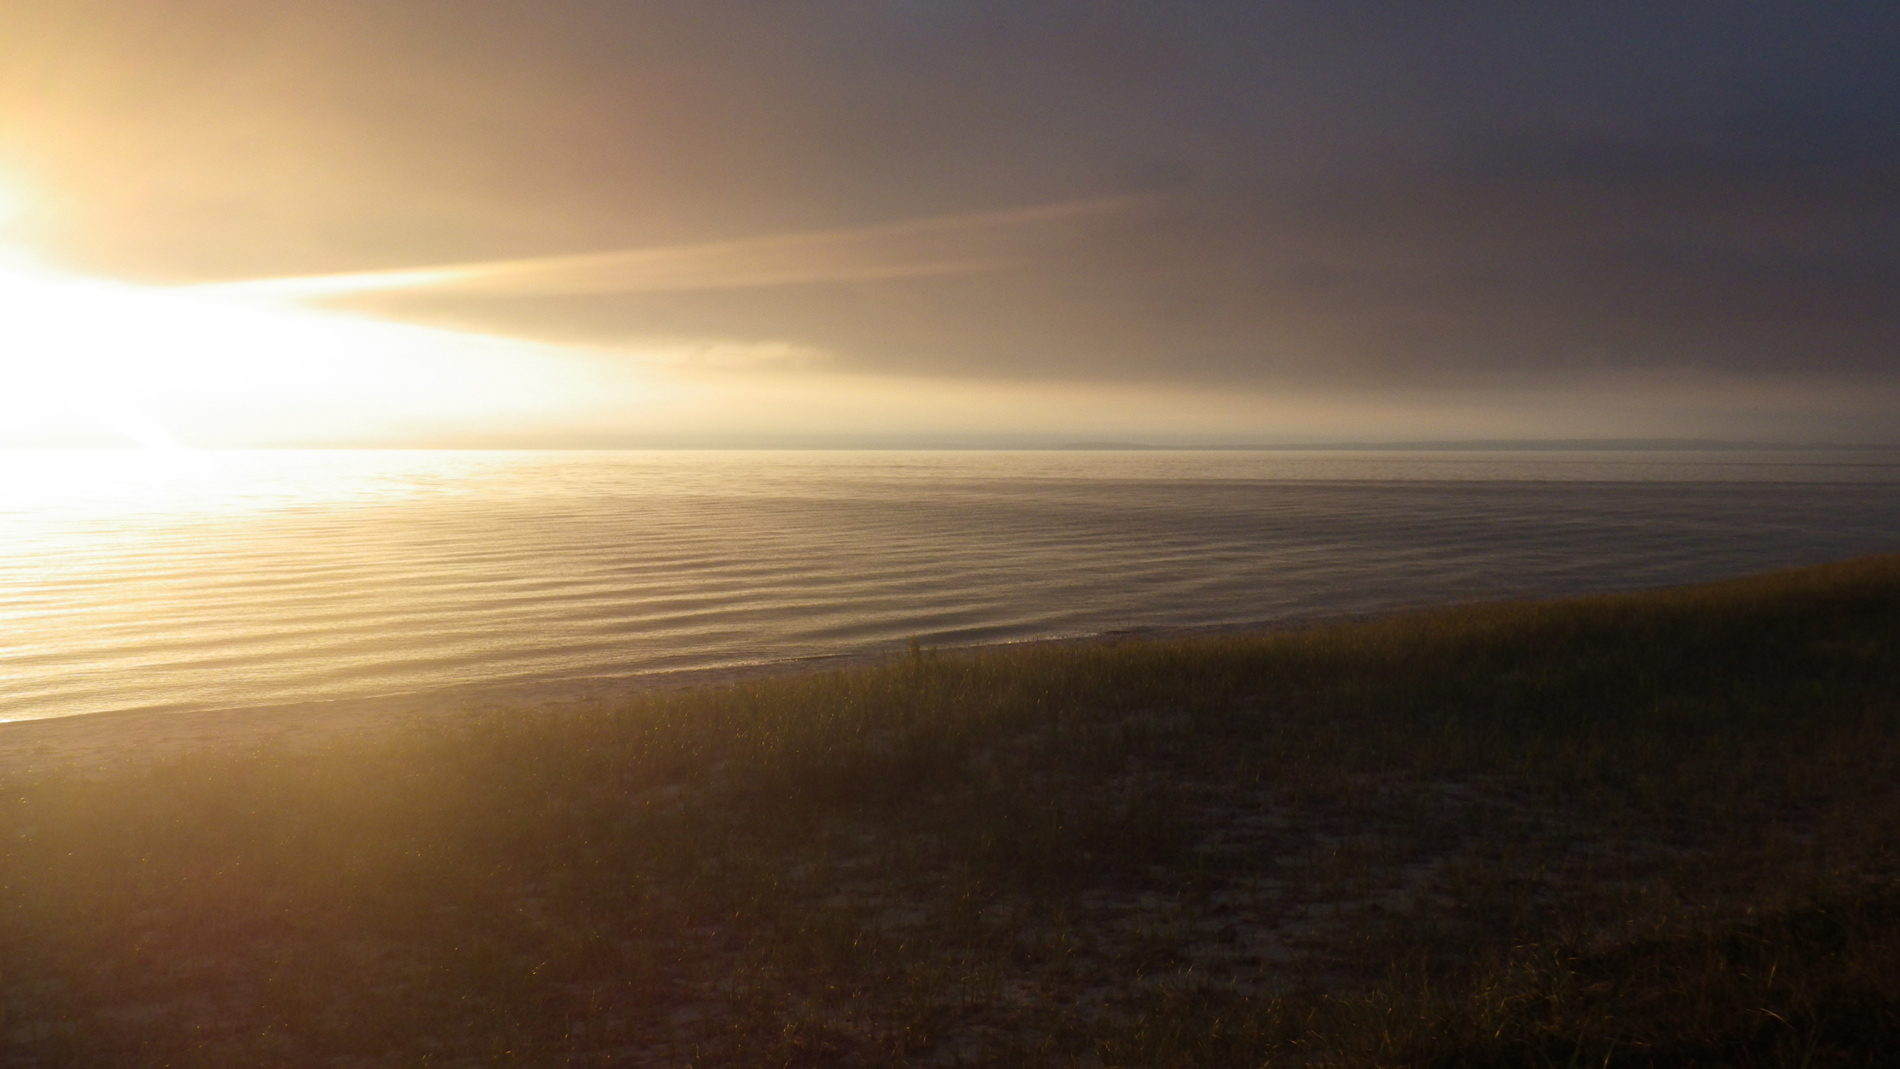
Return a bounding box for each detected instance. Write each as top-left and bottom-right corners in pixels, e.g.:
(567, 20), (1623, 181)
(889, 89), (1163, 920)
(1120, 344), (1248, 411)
(7, 0), (1898, 384)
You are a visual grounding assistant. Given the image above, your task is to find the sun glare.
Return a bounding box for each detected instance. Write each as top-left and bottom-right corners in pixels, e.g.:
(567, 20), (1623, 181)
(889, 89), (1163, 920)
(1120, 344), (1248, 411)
(0, 257), (648, 449)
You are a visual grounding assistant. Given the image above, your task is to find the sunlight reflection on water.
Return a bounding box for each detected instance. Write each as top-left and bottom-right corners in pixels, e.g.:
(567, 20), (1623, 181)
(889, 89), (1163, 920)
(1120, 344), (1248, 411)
(3, 449), (1897, 721)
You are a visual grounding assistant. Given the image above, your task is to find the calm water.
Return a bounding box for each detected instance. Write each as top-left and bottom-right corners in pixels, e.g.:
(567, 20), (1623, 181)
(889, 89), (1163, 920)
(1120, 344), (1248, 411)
(3, 449), (1898, 722)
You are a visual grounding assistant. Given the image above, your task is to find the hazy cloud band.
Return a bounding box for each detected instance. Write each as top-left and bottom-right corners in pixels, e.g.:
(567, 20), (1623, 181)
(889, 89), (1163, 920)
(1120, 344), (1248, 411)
(188, 195), (1150, 299)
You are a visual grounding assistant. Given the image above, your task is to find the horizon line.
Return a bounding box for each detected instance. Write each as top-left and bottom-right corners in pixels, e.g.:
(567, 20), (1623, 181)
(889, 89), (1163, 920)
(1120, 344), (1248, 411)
(4, 438), (1897, 453)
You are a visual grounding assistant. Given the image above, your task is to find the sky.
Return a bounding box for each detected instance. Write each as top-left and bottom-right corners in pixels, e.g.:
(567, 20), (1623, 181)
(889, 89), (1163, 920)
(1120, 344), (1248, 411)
(0, 0), (1896, 447)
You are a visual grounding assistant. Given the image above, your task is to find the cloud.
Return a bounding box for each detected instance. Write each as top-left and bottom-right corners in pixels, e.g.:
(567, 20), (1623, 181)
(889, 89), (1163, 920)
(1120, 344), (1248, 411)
(627, 339), (836, 373)
(3, 0), (1897, 437)
(186, 195), (1148, 299)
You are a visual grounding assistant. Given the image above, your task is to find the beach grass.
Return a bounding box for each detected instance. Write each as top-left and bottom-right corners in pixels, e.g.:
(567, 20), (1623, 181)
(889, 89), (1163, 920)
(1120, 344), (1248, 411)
(3, 554), (1899, 1066)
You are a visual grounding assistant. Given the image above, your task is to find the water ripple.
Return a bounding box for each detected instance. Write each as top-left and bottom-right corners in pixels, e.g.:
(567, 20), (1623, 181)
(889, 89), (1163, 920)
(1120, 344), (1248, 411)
(2, 450), (1897, 720)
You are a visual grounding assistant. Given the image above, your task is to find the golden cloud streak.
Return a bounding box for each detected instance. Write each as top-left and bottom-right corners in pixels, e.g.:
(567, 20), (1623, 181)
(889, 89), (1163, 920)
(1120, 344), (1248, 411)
(189, 195), (1149, 300)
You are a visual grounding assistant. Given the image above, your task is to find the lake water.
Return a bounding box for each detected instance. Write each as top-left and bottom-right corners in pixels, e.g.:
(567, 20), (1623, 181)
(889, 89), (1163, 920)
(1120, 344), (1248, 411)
(3, 449), (1898, 723)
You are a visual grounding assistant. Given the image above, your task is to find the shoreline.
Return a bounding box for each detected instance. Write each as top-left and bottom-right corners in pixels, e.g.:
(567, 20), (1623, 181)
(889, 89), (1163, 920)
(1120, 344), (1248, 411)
(7, 550), (1891, 774)
(0, 603), (1417, 776)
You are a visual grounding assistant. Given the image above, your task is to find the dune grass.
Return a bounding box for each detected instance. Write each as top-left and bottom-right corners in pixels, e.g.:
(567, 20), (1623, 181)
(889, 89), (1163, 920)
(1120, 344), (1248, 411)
(3, 555), (1899, 1066)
